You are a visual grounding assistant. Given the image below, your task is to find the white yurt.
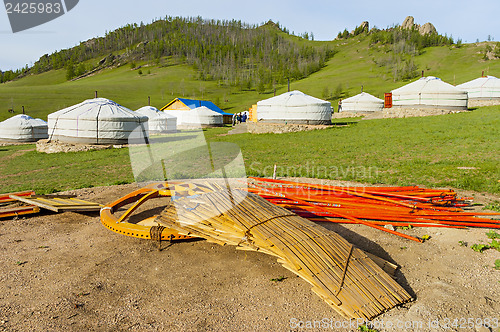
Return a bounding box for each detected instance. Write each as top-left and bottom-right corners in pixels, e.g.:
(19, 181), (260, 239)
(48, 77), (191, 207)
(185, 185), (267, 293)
(136, 106), (177, 133)
(0, 114), (48, 142)
(257, 90), (331, 125)
(391, 76), (468, 110)
(164, 106), (223, 128)
(48, 98), (149, 144)
(456, 76), (500, 106)
(341, 92), (384, 113)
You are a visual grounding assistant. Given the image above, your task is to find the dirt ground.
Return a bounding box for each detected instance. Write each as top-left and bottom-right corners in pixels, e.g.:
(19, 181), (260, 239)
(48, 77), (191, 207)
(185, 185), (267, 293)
(0, 178), (499, 332)
(332, 108), (463, 121)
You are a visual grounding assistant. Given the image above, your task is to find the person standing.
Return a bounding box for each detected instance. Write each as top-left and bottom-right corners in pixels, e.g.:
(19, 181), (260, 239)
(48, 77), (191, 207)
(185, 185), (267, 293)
(338, 99), (342, 112)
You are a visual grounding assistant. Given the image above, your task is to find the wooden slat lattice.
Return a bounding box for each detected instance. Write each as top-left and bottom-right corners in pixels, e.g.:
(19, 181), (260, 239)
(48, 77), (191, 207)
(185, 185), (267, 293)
(157, 189), (412, 319)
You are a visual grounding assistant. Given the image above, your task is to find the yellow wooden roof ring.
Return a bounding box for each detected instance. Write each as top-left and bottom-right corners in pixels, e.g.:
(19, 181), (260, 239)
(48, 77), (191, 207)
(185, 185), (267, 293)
(100, 181), (214, 241)
(101, 180), (412, 320)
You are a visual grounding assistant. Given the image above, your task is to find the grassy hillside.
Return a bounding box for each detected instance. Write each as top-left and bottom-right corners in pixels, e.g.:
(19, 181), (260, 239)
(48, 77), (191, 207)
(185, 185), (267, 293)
(0, 60), (263, 121)
(291, 38), (500, 101)
(1, 30), (499, 122)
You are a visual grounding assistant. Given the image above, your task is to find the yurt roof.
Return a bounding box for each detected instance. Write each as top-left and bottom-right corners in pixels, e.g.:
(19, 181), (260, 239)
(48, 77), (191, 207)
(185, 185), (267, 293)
(161, 98), (232, 116)
(342, 92), (384, 103)
(457, 76), (500, 89)
(33, 118), (48, 125)
(257, 90), (330, 107)
(0, 114), (47, 128)
(136, 106), (175, 119)
(0, 114), (48, 141)
(190, 106), (223, 116)
(49, 98), (147, 121)
(392, 76), (462, 94)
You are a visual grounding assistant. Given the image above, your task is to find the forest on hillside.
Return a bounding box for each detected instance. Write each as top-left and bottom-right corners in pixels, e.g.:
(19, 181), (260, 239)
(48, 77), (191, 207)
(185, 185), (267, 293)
(0, 17), (335, 92)
(337, 23), (457, 81)
(369, 27), (455, 80)
(2, 16), (489, 87)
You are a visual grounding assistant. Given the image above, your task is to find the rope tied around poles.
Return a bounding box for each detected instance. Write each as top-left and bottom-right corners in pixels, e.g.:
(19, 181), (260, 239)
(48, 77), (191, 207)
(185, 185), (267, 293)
(150, 225), (166, 250)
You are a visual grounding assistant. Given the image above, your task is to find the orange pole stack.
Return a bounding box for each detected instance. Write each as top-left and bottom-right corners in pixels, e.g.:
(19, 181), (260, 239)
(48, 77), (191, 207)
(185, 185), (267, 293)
(246, 177), (500, 242)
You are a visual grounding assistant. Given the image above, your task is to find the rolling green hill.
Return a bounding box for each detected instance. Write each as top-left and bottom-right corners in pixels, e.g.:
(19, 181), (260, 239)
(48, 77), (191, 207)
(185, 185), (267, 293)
(1, 18), (500, 122)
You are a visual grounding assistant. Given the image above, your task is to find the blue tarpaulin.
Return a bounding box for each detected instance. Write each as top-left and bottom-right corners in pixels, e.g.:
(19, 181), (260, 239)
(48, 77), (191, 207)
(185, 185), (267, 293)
(176, 98), (232, 116)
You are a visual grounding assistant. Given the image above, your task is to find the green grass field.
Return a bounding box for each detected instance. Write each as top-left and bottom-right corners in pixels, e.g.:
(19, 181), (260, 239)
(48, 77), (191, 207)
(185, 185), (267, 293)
(0, 144), (133, 193)
(1, 107), (498, 195)
(216, 107), (500, 194)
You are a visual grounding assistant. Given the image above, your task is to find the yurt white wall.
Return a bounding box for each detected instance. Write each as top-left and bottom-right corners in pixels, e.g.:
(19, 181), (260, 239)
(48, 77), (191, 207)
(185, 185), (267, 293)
(164, 106), (223, 128)
(48, 98), (148, 144)
(456, 76), (500, 106)
(136, 106), (177, 133)
(391, 76), (468, 110)
(341, 92), (384, 113)
(0, 114), (48, 142)
(257, 90), (332, 125)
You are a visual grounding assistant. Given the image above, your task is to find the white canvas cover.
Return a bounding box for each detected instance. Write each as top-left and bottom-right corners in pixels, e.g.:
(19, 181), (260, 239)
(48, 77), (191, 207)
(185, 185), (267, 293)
(391, 76), (468, 110)
(456, 76), (500, 99)
(164, 106), (223, 128)
(341, 92), (384, 112)
(0, 114), (48, 142)
(33, 118), (49, 127)
(136, 106), (177, 133)
(257, 90), (332, 124)
(48, 98), (149, 144)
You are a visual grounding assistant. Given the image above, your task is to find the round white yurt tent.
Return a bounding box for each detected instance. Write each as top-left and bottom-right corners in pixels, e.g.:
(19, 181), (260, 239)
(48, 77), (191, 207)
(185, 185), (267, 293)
(391, 76), (468, 110)
(0, 114), (48, 142)
(257, 90), (331, 125)
(164, 106), (223, 128)
(136, 106), (177, 133)
(48, 98), (149, 144)
(456, 76), (500, 106)
(341, 92), (384, 113)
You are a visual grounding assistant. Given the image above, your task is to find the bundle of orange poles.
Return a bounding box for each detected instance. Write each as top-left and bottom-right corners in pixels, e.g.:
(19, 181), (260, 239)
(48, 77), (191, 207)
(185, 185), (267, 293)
(246, 177), (500, 243)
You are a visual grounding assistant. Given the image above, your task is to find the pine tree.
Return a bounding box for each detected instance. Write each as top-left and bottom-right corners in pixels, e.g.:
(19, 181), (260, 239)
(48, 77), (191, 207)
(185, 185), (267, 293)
(66, 62), (75, 80)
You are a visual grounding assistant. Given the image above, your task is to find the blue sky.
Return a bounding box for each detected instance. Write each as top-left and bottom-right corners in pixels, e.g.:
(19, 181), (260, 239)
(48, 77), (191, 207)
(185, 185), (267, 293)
(1, 0), (499, 70)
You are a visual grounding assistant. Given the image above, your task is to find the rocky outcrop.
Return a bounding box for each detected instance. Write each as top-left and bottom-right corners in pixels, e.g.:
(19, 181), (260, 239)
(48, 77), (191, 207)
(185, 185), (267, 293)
(352, 21), (369, 35)
(359, 21), (369, 33)
(419, 22), (437, 35)
(401, 16), (437, 35)
(401, 16), (415, 30)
